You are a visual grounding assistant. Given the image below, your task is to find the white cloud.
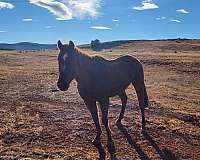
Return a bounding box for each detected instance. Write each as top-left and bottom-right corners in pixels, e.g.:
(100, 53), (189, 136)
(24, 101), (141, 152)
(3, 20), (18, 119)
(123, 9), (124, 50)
(67, 0), (101, 19)
(112, 19), (119, 22)
(156, 16), (166, 20)
(30, 0), (72, 20)
(171, 19), (181, 23)
(0, 30), (6, 33)
(22, 18), (33, 21)
(176, 9), (189, 14)
(29, 0), (101, 20)
(90, 26), (111, 30)
(0, 1), (14, 9)
(133, 0), (158, 11)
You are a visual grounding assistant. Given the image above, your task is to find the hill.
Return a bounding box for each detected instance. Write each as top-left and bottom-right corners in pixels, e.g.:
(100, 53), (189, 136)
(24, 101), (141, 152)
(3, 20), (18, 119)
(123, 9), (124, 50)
(80, 39), (200, 52)
(0, 42), (56, 51)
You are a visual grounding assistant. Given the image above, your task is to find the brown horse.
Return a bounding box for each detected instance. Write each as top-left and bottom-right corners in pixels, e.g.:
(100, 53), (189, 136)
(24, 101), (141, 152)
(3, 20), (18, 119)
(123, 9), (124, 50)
(56, 40), (148, 148)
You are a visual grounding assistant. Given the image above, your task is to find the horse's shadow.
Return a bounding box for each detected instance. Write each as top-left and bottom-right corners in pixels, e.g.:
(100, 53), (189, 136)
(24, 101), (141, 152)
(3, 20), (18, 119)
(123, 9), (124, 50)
(142, 129), (177, 160)
(117, 123), (150, 160)
(117, 123), (177, 160)
(94, 123), (177, 160)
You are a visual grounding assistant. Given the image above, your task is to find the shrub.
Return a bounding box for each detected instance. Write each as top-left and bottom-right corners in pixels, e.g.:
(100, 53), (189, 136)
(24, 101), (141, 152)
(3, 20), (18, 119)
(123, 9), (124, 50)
(91, 39), (102, 51)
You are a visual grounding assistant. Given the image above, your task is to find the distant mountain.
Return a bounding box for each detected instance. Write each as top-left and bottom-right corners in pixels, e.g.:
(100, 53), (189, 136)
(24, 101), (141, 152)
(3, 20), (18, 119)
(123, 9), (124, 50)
(1, 38), (199, 51)
(0, 42), (57, 50)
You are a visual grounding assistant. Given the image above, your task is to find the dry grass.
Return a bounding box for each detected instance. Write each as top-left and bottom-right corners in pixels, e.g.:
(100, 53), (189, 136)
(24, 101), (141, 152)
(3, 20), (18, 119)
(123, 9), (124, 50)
(0, 40), (200, 159)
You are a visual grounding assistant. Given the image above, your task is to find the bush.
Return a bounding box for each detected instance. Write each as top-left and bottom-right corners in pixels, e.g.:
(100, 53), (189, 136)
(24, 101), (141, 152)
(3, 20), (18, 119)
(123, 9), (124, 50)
(91, 39), (102, 51)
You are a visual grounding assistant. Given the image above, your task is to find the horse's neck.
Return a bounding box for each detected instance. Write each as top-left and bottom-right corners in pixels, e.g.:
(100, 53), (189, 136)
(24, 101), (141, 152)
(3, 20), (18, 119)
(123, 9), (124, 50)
(75, 50), (91, 65)
(74, 50), (91, 83)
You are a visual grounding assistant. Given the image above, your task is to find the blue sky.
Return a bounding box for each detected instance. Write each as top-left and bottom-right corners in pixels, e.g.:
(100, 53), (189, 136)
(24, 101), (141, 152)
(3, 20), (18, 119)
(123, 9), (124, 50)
(0, 0), (200, 44)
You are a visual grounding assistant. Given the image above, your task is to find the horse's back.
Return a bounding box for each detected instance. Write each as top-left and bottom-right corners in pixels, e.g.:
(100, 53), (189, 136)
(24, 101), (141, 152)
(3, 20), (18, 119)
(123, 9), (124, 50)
(90, 55), (138, 78)
(111, 55), (141, 67)
(109, 55), (143, 78)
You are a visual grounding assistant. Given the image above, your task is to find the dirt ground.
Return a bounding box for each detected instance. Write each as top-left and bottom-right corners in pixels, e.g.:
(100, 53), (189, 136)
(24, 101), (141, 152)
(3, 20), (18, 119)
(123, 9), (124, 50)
(0, 40), (200, 160)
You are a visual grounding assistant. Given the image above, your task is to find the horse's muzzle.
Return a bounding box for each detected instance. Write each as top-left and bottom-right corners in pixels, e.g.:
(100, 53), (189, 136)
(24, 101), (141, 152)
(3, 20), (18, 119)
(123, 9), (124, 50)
(57, 81), (69, 91)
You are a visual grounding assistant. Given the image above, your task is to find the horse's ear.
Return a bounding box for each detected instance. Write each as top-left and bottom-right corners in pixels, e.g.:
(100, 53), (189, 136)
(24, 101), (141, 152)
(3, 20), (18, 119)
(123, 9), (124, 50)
(57, 40), (63, 49)
(69, 40), (75, 49)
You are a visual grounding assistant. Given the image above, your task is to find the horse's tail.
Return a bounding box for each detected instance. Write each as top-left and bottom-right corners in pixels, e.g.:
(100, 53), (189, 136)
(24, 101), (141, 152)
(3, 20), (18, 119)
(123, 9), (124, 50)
(143, 83), (149, 108)
(132, 60), (148, 109)
(133, 81), (148, 109)
(131, 59), (148, 129)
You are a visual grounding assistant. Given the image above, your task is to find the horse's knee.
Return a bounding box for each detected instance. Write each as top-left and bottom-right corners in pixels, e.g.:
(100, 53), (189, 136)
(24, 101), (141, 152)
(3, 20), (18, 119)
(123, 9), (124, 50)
(140, 107), (145, 112)
(139, 102), (146, 109)
(139, 99), (148, 109)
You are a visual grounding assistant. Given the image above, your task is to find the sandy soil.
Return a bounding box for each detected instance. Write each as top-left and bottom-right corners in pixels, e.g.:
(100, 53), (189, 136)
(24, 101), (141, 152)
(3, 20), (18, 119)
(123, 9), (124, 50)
(0, 40), (200, 160)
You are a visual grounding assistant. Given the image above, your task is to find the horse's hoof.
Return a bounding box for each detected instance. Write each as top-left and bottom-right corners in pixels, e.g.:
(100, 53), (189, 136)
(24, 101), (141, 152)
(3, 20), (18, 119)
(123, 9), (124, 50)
(141, 128), (148, 135)
(115, 119), (121, 126)
(99, 155), (106, 160)
(92, 139), (101, 146)
(108, 140), (114, 147)
(111, 156), (118, 160)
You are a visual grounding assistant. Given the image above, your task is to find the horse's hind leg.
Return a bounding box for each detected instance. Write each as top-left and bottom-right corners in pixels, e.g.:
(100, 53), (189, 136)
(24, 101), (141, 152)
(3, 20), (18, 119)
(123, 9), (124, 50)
(83, 97), (102, 146)
(116, 90), (127, 124)
(133, 81), (148, 130)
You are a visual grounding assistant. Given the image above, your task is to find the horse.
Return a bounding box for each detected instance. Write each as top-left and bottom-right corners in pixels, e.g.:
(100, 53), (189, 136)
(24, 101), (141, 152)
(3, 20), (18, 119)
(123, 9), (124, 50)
(56, 40), (149, 149)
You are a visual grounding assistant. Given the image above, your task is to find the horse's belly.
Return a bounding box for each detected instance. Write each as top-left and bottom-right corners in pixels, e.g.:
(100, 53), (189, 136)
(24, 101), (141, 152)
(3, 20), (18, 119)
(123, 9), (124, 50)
(89, 82), (131, 98)
(108, 83), (130, 97)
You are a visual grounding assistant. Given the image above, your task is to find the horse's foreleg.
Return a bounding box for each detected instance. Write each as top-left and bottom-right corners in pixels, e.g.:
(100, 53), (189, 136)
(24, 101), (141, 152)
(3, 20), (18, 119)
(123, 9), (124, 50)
(116, 91), (127, 124)
(84, 99), (102, 146)
(100, 98), (111, 139)
(99, 98), (116, 157)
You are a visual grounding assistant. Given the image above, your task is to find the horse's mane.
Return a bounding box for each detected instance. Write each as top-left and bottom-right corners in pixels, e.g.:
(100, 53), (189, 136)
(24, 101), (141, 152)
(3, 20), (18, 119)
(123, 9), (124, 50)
(74, 47), (91, 58)
(75, 47), (106, 60)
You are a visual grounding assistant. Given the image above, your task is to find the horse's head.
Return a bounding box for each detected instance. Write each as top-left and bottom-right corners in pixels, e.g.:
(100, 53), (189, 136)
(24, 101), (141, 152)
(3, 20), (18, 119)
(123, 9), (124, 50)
(57, 40), (76, 91)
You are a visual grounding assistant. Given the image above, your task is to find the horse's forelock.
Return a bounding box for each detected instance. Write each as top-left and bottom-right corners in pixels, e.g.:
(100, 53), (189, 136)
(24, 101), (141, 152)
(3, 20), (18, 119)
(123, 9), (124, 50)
(62, 53), (68, 60)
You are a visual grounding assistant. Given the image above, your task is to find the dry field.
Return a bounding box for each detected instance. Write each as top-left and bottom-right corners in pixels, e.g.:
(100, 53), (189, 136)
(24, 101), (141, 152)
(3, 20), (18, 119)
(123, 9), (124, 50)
(0, 40), (200, 160)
